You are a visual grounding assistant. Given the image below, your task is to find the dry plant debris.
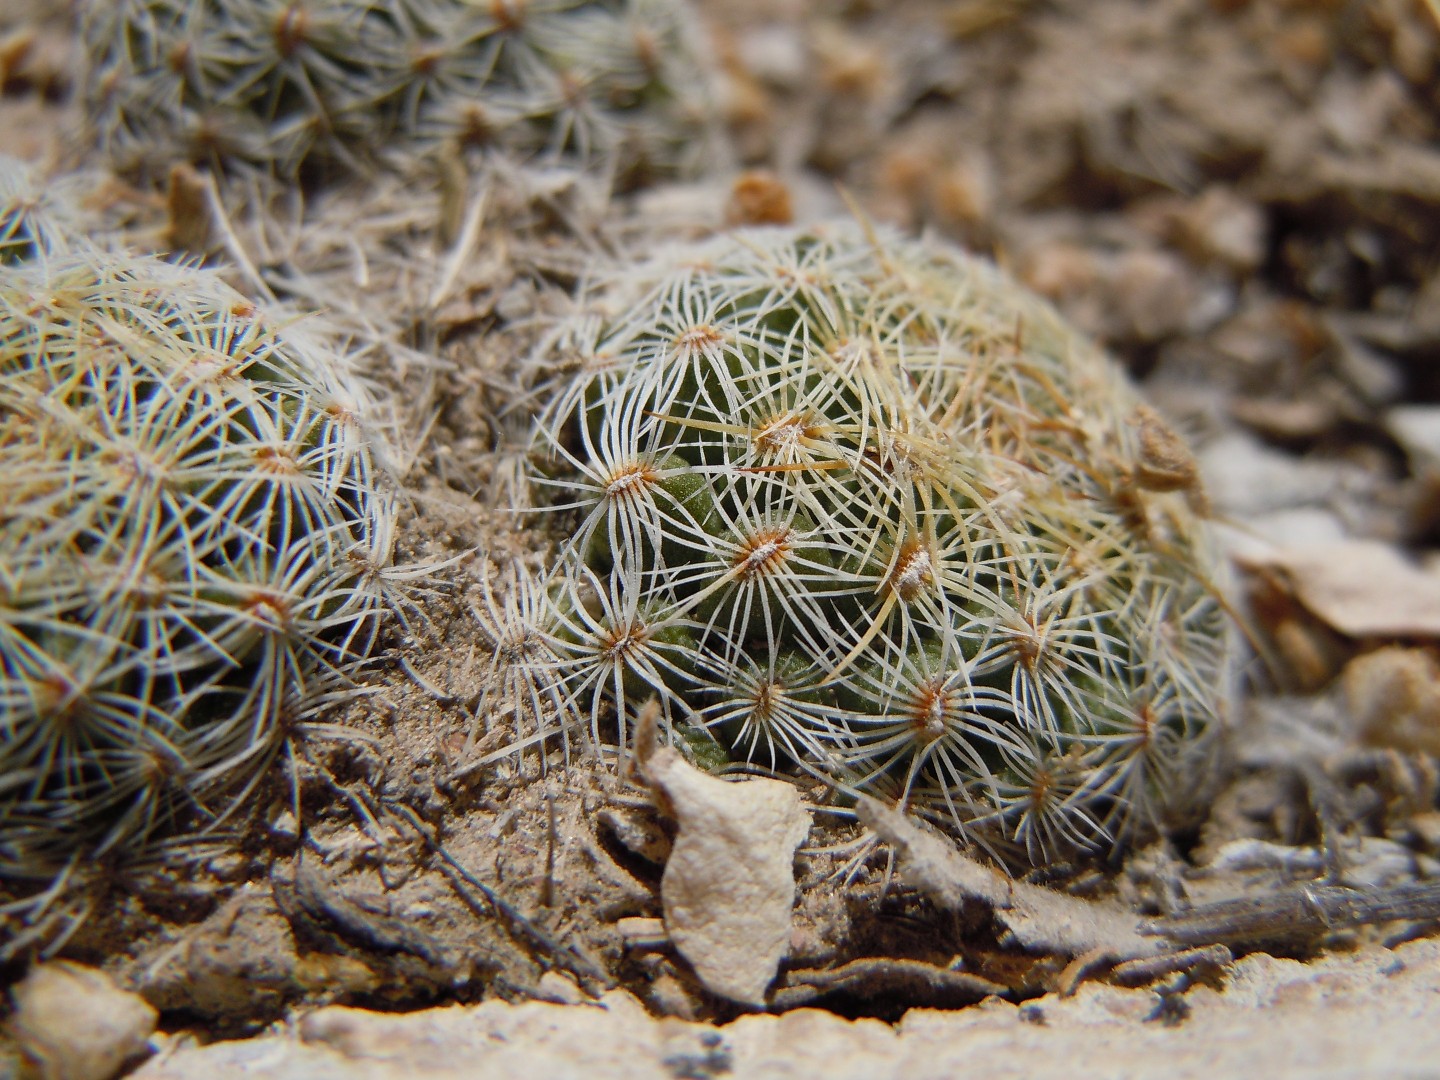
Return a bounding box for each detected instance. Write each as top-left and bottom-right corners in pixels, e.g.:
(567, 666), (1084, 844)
(1239, 541), (1440, 640)
(861, 796), (1440, 991)
(857, 798), (1160, 962)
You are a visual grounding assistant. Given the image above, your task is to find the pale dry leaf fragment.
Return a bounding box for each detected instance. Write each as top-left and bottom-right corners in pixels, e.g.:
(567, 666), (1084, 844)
(643, 748), (810, 1007)
(9, 961), (158, 1080)
(857, 799), (1159, 960)
(1238, 541), (1440, 639)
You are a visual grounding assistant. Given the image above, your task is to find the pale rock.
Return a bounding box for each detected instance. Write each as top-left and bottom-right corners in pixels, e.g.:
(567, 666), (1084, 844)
(1342, 645), (1440, 756)
(1200, 431), (1342, 519)
(1174, 186), (1266, 273)
(9, 961), (157, 1080)
(532, 972), (589, 1006)
(1387, 404), (1440, 473)
(644, 748), (810, 1007)
(1214, 510), (1349, 566)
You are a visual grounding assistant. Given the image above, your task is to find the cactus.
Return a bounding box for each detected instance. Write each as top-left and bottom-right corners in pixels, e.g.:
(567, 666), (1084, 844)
(0, 228), (398, 898)
(0, 158), (85, 266)
(79, 0), (720, 183)
(505, 221), (1230, 862)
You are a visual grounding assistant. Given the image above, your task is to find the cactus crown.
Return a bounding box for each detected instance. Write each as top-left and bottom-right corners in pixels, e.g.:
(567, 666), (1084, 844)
(506, 222), (1229, 861)
(0, 228), (396, 885)
(80, 0), (719, 181)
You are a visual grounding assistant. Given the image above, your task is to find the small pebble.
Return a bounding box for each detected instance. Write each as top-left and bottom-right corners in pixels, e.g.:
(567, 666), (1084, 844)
(9, 961), (157, 1080)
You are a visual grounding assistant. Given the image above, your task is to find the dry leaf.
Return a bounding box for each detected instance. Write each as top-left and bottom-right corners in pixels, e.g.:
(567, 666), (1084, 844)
(1238, 541), (1440, 639)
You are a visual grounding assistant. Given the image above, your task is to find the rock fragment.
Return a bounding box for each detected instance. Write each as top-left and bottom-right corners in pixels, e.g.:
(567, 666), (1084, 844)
(9, 961), (157, 1080)
(643, 748), (810, 1007)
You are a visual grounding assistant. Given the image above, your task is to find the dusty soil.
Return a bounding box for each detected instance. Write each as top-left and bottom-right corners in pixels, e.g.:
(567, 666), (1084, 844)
(4, 0), (1440, 1064)
(121, 938), (1440, 1080)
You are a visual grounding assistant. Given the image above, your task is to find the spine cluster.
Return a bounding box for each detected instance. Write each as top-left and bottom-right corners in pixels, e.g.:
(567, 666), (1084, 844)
(80, 0), (719, 181)
(500, 222), (1229, 860)
(0, 159), (397, 894)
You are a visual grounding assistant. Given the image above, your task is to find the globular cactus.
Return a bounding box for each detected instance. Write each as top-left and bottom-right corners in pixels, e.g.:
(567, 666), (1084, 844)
(0, 202), (397, 895)
(0, 158), (85, 266)
(79, 0), (720, 182)
(500, 221), (1231, 861)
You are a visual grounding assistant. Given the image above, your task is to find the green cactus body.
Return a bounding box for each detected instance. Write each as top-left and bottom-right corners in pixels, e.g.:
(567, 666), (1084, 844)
(80, 0), (719, 181)
(518, 222), (1230, 861)
(0, 243), (395, 883)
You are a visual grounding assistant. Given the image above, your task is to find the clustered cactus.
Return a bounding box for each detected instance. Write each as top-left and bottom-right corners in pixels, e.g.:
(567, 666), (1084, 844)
(500, 222), (1230, 860)
(0, 162), (397, 899)
(79, 0), (719, 182)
